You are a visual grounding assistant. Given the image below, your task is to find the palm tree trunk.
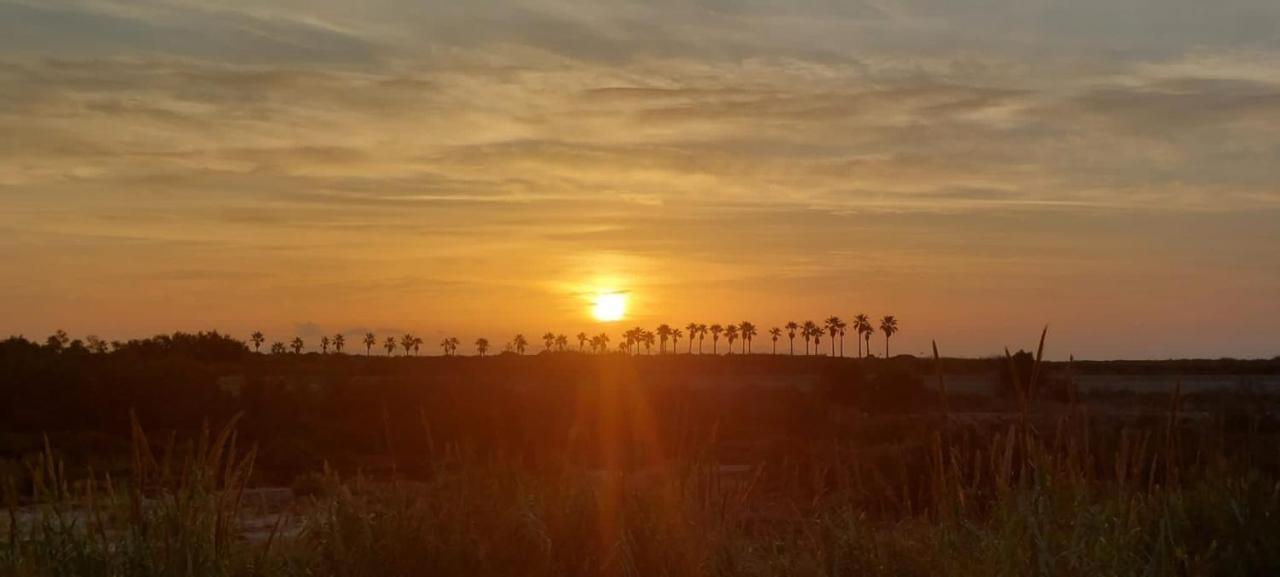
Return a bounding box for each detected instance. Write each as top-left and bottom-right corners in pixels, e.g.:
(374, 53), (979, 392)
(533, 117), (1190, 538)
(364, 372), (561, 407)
(885, 337), (889, 359)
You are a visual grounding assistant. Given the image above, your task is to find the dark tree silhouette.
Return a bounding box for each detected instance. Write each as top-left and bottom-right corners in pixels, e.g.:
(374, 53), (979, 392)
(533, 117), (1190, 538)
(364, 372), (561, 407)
(740, 321), (757, 354)
(333, 334), (345, 354)
(542, 332), (555, 352)
(656, 324), (672, 354)
(321, 336), (331, 354)
(785, 321), (798, 355)
(725, 325), (739, 354)
(363, 332), (377, 356)
(383, 336), (396, 356)
(824, 316), (841, 357)
(685, 323), (698, 353)
(854, 314), (870, 358)
(709, 324), (724, 354)
(513, 334), (528, 355)
(671, 328), (683, 353)
(555, 334), (568, 351)
(400, 334), (415, 356)
(475, 337), (490, 356)
(769, 327), (782, 354)
(880, 315), (899, 358)
(270, 342), (286, 355)
(802, 321), (818, 355)
(291, 337), (304, 355)
(577, 332), (588, 351)
(250, 331), (265, 353)
(642, 330), (655, 354)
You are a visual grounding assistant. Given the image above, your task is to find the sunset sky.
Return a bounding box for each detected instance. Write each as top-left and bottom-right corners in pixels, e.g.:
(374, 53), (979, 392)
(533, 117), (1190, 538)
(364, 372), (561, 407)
(2, 0), (1278, 359)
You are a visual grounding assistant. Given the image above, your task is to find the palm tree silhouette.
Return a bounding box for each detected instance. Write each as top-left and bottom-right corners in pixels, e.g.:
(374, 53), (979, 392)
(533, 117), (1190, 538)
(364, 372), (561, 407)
(291, 337), (304, 355)
(863, 325), (872, 358)
(320, 336), (331, 354)
(656, 324), (672, 354)
(250, 332), (265, 353)
(671, 328), (683, 353)
(880, 315), (899, 358)
(709, 324), (724, 354)
(769, 327), (782, 354)
(513, 334), (528, 355)
(556, 334), (568, 351)
(725, 325), (739, 354)
(333, 334), (345, 354)
(412, 336), (422, 356)
(853, 314), (870, 358)
(577, 332), (588, 351)
(642, 330), (656, 354)
(802, 321), (818, 355)
(685, 323), (698, 353)
(400, 334), (414, 356)
(363, 332), (376, 356)
(475, 337), (490, 356)
(439, 338), (452, 356)
(383, 336), (396, 356)
(785, 322), (798, 355)
(541, 332), (554, 352)
(824, 316), (841, 357)
(740, 321), (757, 354)
(812, 328), (822, 355)
(270, 342), (286, 355)
(597, 333), (610, 354)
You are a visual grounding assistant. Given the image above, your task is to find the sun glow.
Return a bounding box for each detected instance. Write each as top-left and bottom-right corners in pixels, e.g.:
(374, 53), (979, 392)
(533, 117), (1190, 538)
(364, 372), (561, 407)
(591, 292), (628, 322)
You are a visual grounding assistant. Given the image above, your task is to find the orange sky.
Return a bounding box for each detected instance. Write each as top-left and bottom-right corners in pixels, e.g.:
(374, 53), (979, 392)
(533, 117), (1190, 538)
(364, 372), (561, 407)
(2, 0), (1279, 359)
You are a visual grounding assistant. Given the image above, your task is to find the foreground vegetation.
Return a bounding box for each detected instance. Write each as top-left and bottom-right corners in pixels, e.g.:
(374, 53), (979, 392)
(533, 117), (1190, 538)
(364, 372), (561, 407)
(3, 331), (1279, 575)
(5, 397), (1280, 576)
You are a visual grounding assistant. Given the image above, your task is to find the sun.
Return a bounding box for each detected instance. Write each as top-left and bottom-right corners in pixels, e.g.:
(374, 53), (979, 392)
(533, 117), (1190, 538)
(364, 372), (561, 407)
(591, 292), (627, 322)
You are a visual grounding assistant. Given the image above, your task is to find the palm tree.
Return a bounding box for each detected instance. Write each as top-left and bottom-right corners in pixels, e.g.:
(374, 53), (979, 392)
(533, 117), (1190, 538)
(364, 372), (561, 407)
(384, 336), (396, 356)
(880, 315), (899, 358)
(671, 328), (683, 353)
(813, 328), (822, 355)
(802, 321), (818, 355)
(740, 321), (757, 354)
(475, 337), (490, 356)
(412, 336), (423, 356)
(513, 334), (528, 355)
(400, 334), (415, 356)
(863, 325), (873, 358)
(363, 332), (377, 356)
(333, 334), (345, 354)
(685, 323), (698, 353)
(785, 321), (798, 355)
(597, 333), (610, 354)
(824, 316), (841, 357)
(642, 330), (656, 354)
(290, 337), (304, 355)
(320, 336), (331, 354)
(769, 327), (782, 354)
(542, 332), (555, 352)
(589, 335), (602, 353)
(853, 314), (870, 358)
(656, 324), (672, 354)
(250, 331), (265, 353)
(725, 325), (739, 354)
(577, 332), (588, 351)
(270, 342), (286, 355)
(440, 338), (453, 356)
(709, 324), (724, 354)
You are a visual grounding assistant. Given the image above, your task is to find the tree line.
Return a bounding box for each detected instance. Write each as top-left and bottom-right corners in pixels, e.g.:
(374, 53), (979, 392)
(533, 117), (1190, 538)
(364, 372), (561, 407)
(237, 315), (901, 359)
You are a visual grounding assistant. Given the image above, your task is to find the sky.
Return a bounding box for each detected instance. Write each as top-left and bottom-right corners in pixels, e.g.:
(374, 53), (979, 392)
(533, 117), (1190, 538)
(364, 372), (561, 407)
(1, 0), (1278, 359)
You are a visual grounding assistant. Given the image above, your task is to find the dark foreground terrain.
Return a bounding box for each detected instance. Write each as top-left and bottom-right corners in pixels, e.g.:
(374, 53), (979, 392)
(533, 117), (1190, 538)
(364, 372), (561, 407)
(3, 332), (1280, 576)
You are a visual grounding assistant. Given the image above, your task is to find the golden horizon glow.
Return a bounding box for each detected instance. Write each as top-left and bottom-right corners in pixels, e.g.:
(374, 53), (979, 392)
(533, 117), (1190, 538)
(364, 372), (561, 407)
(591, 293), (628, 322)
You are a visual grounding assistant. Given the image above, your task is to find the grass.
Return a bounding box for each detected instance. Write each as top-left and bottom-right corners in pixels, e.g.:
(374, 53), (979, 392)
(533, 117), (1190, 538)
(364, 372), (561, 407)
(4, 348), (1280, 576)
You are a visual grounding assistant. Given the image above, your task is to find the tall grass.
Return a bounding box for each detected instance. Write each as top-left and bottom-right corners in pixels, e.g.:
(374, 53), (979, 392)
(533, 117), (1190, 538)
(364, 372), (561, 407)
(4, 349), (1280, 576)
